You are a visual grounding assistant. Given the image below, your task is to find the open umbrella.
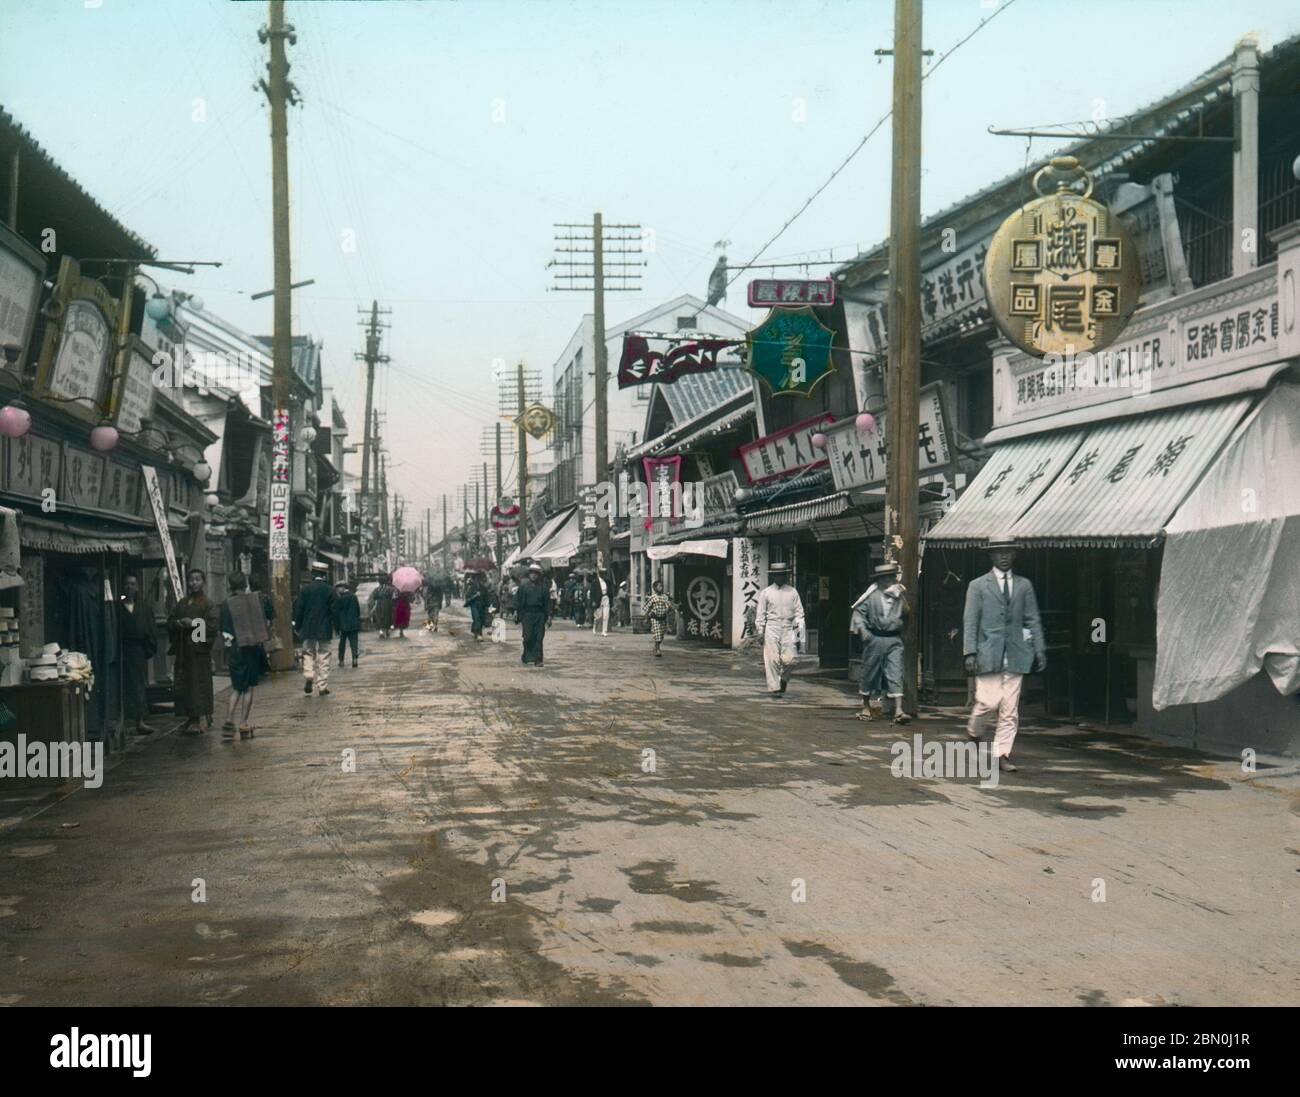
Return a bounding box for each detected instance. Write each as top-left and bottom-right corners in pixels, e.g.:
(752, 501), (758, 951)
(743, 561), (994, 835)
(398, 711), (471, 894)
(391, 566), (424, 593)
(462, 557), (497, 573)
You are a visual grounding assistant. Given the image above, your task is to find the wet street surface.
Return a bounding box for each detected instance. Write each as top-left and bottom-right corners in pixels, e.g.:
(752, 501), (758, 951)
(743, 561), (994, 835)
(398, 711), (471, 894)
(1, 607), (1296, 1006)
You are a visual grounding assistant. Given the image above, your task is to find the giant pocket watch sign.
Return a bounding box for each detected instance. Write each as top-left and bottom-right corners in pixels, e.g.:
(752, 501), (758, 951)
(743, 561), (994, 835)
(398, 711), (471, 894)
(984, 156), (1141, 359)
(745, 306), (835, 397)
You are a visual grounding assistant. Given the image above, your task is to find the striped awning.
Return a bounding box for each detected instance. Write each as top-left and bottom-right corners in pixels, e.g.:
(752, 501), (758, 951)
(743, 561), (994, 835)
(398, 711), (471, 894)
(744, 491), (852, 534)
(19, 515), (147, 555)
(924, 431), (1086, 547)
(1009, 395), (1255, 547)
(521, 505), (582, 562)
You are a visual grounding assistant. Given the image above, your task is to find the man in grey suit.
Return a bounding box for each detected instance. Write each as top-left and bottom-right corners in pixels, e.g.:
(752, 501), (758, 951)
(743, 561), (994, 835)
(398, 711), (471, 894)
(963, 535), (1046, 773)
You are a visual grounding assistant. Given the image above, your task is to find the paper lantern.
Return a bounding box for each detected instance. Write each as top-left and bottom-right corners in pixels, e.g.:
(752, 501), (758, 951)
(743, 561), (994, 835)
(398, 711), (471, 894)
(810, 432), (828, 450)
(0, 404), (31, 438)
(856, 412), (876, 434)
(193, 460), (212, 484)
(89, 424), (120, 452)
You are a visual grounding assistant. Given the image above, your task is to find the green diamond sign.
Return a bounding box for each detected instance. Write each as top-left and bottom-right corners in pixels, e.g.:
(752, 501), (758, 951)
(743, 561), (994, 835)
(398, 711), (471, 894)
(745, 306), (836, 397)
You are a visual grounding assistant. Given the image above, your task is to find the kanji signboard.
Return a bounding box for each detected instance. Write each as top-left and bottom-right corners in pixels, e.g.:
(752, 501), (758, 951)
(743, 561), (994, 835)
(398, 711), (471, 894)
(737, 412), (835, 485)
(747, 278), (835, 308)
(985, 157), (1140, 359)
(745, 307), (836, 397)
(269, 408), (291, 561)
(823, 384), (951, 492)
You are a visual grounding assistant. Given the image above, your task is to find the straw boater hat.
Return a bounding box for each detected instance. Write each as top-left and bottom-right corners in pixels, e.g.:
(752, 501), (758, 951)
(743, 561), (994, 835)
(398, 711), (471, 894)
(873, 562), (899, 578)
(768, 562), (790, 575)
(311, 560), (329, 574)
(527, 562), (543, 574)
(985, 534), (1019, 551)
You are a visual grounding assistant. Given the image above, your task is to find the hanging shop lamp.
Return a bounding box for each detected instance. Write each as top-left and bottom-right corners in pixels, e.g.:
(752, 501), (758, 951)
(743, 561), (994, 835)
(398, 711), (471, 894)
(0, 402), (32, 438)
(89, 423), (120, 452)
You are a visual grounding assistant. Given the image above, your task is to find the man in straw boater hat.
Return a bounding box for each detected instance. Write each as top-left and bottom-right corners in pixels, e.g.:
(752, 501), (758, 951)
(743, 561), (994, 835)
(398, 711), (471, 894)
(293, 561), (337, 698)
(754, 561), (805, 697)
(850, 561), (911, 724)
(963, 534), (1046, 773)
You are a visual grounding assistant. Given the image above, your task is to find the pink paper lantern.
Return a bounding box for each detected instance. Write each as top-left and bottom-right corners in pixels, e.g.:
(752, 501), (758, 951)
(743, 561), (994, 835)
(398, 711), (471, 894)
(89, 424), (120, 452)
(856, 412), (877, 434)
(0, 404), (31, 438)
(810, 432), (828, 450)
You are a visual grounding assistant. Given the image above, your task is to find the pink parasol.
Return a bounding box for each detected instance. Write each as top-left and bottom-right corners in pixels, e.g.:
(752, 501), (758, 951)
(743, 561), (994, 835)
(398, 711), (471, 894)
(391, 566), (424, 593)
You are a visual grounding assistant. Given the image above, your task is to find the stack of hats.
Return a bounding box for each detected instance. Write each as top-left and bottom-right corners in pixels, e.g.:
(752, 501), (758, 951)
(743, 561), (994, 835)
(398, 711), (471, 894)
(0, 606), (17, 653)
(30, 643), (60, 682)
(58, 651), (94, 691)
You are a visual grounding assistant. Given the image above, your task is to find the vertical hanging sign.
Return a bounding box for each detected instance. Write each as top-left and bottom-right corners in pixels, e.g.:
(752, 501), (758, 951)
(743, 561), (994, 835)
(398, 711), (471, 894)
(730, 536), (767, 649)
(269, 408), (291, 561)
(141, 466), (183, 601)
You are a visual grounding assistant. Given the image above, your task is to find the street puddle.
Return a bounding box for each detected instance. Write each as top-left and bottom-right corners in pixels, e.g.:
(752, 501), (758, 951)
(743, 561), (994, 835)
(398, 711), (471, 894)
(9, 844), (55, 858)
(409, 908), (458, 928)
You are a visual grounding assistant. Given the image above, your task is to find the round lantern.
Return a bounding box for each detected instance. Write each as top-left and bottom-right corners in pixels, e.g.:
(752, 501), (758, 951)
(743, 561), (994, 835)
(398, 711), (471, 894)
(856, 412), (876, 434)
(300, 425), (318, 446)
(192, 460), (212, 484)
(204, 493), (220, 508)
(89, 424), (120, 452)
(0, 404), (31, 438)
(145, 294), (171, 323)
(810, 432), (828, 450)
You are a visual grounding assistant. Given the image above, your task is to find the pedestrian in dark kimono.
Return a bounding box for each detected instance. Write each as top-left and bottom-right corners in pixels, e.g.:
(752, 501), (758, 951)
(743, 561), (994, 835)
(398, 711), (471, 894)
(118, 575), (158, 735)
(333, 583), (361, 667)
(423, 582), (440, 632)
(645, 580), (674, 658)
(168, 568), (220, 735)
(220, 573), (269, 740)
(464, 574), (487, 641)
(371, 579), (395, 638)
(517, 563), (552, 666)
(850, 563), (910, 724)
(393, 588), (412, 638)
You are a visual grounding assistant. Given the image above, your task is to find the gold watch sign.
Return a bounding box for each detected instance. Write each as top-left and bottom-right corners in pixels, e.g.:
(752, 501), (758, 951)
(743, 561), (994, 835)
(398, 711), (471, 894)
(984, 157), (1140, 359)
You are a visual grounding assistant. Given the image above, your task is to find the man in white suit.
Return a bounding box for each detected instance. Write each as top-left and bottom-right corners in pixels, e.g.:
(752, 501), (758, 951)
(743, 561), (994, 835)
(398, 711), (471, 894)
(755, 562), (805, 697)
(963, 535), (1047, 773)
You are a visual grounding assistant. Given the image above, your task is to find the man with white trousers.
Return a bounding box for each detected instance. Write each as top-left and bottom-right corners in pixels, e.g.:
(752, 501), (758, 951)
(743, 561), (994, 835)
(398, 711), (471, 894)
(963, 535), (1046, 773)
(754, 562), (805, 697)
(591, 573), (610, 637)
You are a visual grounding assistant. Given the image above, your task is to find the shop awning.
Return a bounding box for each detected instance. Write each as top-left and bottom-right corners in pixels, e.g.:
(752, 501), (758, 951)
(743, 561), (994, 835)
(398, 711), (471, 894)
(924, 431), (1086, 547)
(518, 504), (581, 562)
(646, 539), (730, 561)
(744, 491), (853, 534)
(19, 514), (148, 555)
(1154, 382), (1300, 708)
(1008, 395), (1254, 547)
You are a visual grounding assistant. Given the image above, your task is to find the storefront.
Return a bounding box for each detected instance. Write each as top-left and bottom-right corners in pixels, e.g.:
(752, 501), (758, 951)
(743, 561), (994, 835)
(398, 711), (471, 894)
(925, 226), (1300, 754)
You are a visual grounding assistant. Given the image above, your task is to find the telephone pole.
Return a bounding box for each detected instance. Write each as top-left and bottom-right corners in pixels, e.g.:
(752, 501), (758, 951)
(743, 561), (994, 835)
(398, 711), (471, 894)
(355, 300), (390, 546)
(550, 216), (644, 576)
(516, 361), (529, 544)
(884, 0), (923, 713)
(260, 0), (299, 669)
(494, 422), (503, 566)
(442, 494), (448, 572)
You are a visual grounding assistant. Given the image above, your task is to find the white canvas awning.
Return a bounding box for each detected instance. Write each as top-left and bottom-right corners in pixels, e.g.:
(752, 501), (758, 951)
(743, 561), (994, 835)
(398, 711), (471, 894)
(1009, 395), (1252, 547)
(645, 539), (729, 561)
(924, 431), (1085, 547)
(519, 505), (581, 562)
(1154, 382), (1300, 709)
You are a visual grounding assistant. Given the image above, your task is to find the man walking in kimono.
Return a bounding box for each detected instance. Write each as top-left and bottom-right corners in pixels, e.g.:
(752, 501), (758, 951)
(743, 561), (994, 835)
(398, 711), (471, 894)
(755, 562), (805, 697)
(517, 563), (552, 666)
(168, 568), (220, 735)
(851, 562), (910, 724)
(963, 535), (1047, 773)
(293, 562), (336, 697)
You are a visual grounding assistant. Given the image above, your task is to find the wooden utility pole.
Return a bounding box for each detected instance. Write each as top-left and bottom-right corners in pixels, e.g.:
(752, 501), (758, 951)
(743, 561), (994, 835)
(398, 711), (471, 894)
(356, 301), (388, 558)
(262, 0), (297, 669)
(592, 211), (609, 577)
(442, 494), (448, 572)
(516, 360), (528, 544)
(494, 422), (503, 566)
(425, 507), (431, 571)
(885, 0), (923, 713)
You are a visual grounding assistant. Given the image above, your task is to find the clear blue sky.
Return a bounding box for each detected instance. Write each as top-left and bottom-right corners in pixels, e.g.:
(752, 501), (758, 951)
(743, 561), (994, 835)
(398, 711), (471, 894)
(4, 0), (1298, 518)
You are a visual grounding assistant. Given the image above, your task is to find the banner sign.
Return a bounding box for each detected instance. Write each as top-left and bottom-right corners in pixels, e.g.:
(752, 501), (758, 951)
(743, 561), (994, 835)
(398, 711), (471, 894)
(617, 332), (742, 389)
(111, 336), (158, 436)
(0, 222), (44, 374)
(491, 500), (520, 529)
(142, 466), (183, 601)
(747, 278), (835, 308)
(738, 412), (835, 485)
(823, 383), (951, 492)
(642, 455), (683, 521)
(269, 408), (291, 561)
(699, 470), (739, 521)
(746, 307), (836, 397)
(731, 536), (767, 648)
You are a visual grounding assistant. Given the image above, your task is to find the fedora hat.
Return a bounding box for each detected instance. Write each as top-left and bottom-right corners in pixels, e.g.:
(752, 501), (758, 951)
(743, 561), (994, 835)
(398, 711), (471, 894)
(872, 562), (899, 577)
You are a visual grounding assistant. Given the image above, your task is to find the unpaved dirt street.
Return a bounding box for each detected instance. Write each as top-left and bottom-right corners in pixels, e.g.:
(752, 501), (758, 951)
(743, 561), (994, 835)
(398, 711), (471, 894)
(1, 607), (1296, 1006)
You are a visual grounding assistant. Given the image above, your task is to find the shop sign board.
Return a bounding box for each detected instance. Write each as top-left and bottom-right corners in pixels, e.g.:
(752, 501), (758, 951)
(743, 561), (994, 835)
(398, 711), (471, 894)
(993, 267), (1281, 429)
(61, 443), (106, 510)
(699, 470), (739, 521)
(984, 158), (1141, 359)
(111, 336), (158, 436)
(35, 258), (119, 423)
(823, 383), (951, 492)
(747, 278), (835, 308)
(142, 465), (183, 601)
(617, 333), (742, 389)
(746, 307), (836, 397)
(0, 222), (44, 374)
(681, 570), (725, 645)
(4, 433), (61, 500)
(738, 412), (834, 485)
(269, 408), (291, 561)
(730, 536), (767, 648)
